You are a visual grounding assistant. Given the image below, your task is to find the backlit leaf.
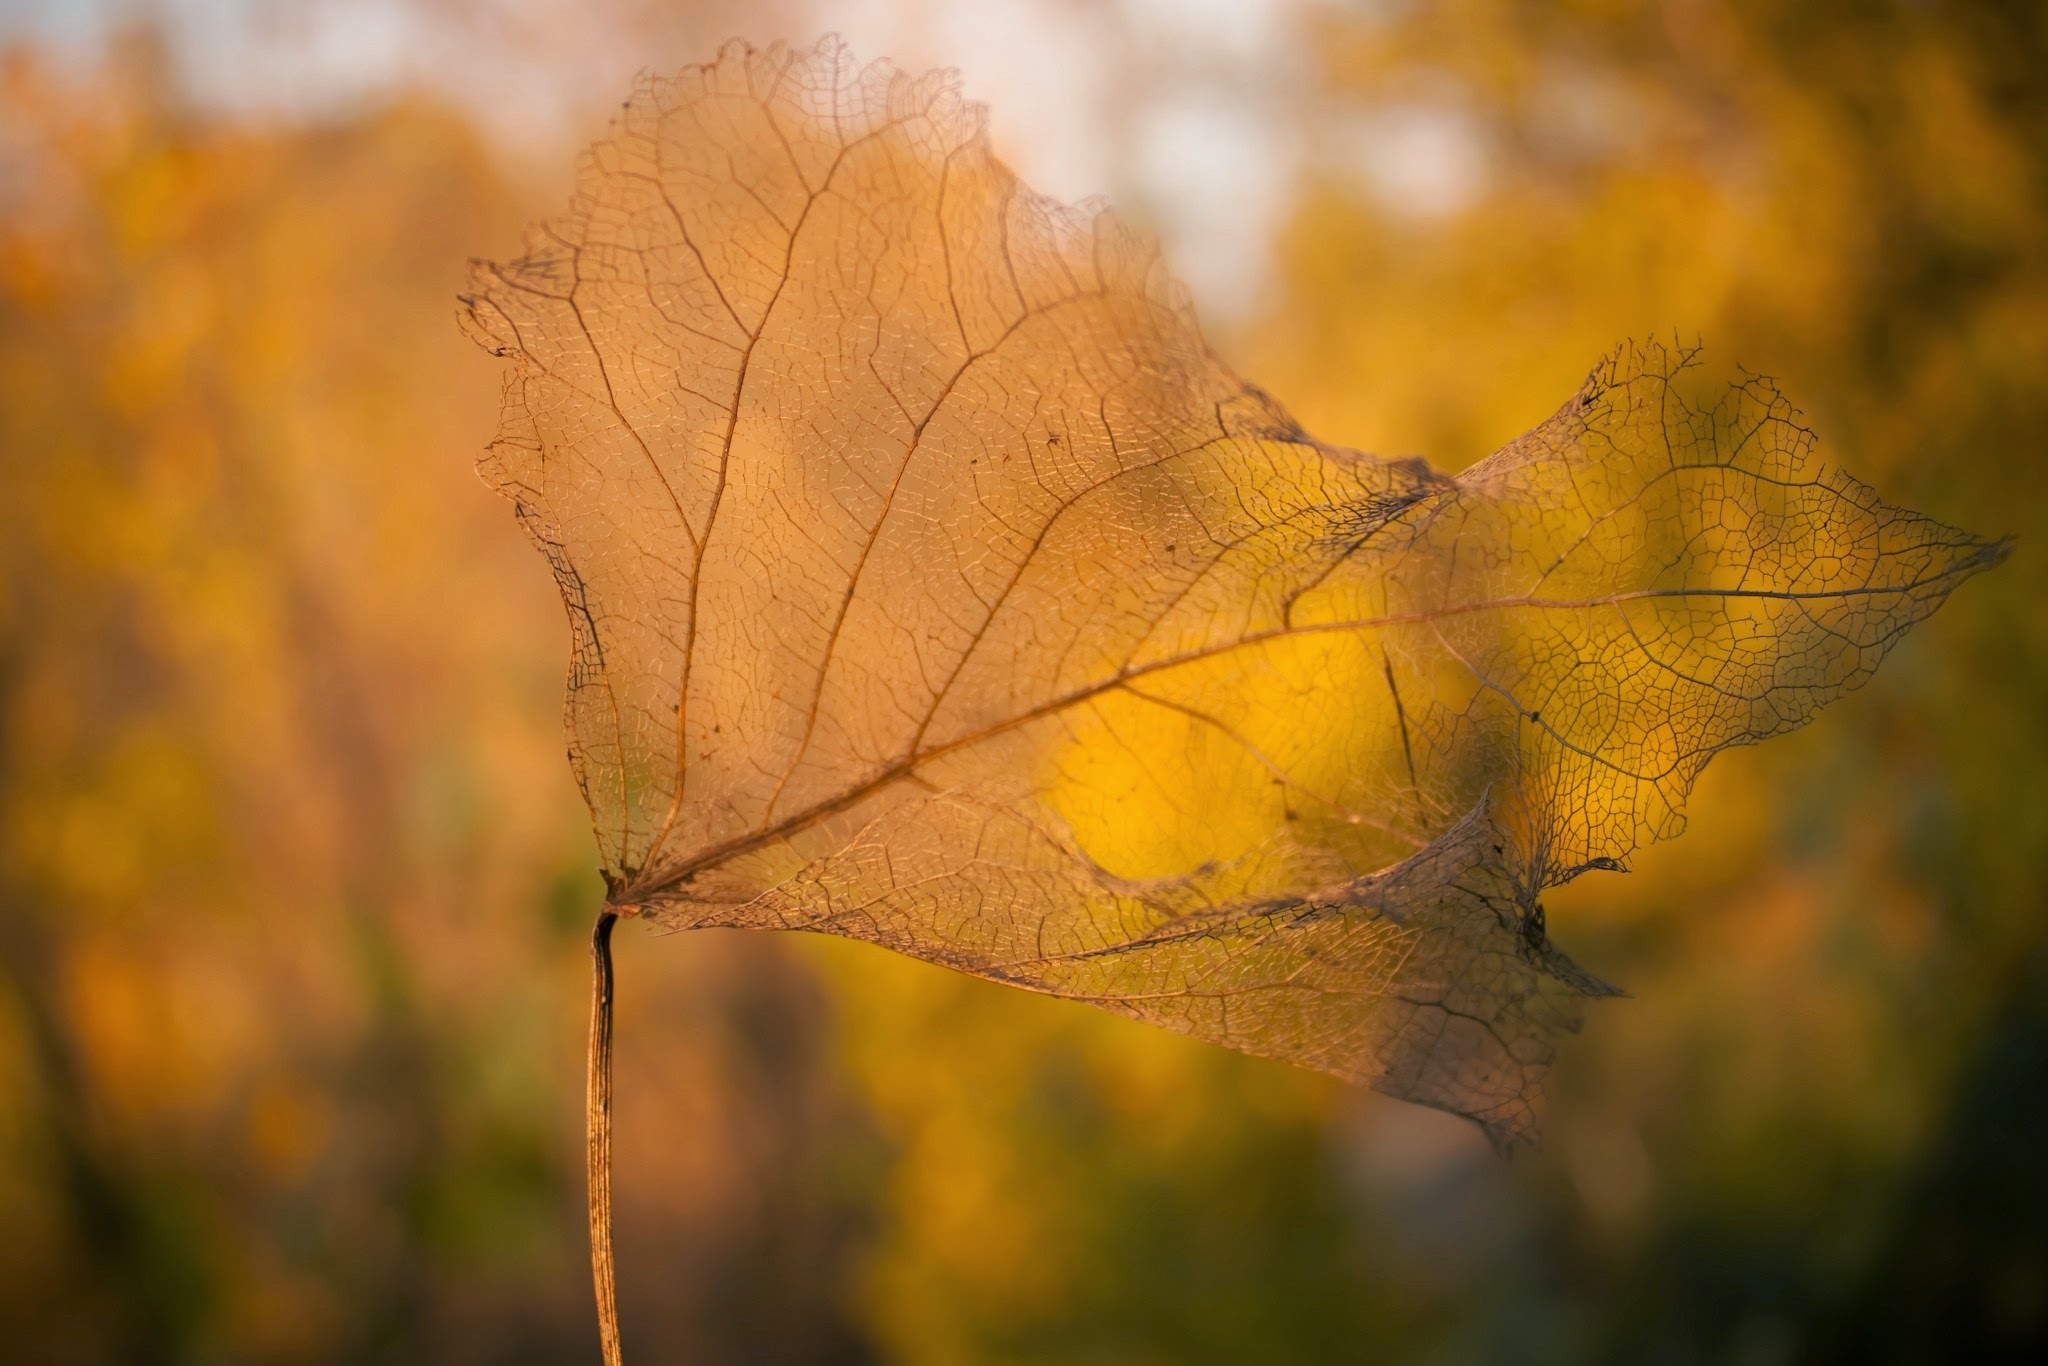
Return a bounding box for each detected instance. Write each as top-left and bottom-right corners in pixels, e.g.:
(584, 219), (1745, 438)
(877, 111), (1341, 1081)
(460, 37), (2004, 1147)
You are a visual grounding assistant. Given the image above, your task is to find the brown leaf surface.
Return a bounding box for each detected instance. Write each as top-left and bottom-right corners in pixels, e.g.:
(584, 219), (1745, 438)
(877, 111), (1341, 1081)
(459, 37), (2005, 1147)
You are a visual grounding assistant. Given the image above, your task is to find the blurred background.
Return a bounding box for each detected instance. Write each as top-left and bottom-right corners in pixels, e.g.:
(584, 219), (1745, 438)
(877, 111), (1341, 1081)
(2, 1), (2043, 1361)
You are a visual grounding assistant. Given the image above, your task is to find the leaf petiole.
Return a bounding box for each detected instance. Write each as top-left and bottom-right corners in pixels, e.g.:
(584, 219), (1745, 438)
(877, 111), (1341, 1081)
(588, 909), (622, 1366)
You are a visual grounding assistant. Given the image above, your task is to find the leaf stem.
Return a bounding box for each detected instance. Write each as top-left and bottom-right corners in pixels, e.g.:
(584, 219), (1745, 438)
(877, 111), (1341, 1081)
(588, 909), (623, 1366)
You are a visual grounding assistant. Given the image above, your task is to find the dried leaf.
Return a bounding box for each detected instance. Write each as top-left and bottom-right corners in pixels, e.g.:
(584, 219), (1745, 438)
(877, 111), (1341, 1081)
(460, 37), (2004, 1148)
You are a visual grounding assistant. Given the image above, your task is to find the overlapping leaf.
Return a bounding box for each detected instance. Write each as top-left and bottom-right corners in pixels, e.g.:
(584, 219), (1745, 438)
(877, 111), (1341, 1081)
(460, 37), (2003, 1146)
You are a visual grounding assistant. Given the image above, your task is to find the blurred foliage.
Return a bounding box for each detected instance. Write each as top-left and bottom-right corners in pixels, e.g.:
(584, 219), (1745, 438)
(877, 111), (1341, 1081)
(2, 2), (2044, 1363)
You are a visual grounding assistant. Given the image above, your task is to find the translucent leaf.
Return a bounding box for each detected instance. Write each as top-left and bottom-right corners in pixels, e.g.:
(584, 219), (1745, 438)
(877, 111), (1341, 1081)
(460, 37), (2004, 1148)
